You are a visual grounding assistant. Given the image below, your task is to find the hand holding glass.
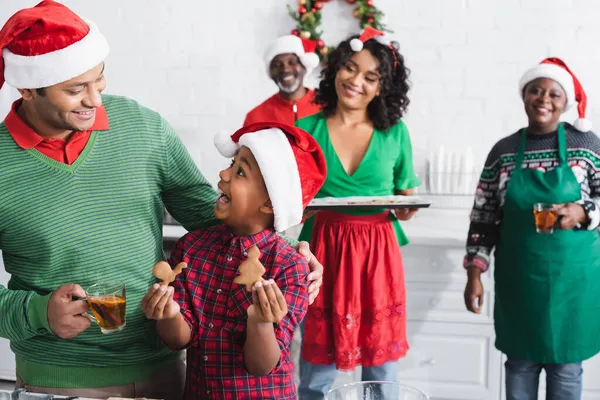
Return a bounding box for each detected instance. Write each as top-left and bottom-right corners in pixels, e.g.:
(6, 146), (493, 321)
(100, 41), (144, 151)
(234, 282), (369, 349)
(84, 282), (126, 334)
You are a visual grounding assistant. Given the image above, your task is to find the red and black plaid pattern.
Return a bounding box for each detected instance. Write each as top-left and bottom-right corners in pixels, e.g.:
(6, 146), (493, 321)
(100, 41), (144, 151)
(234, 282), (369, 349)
(169, 225), (309, 400)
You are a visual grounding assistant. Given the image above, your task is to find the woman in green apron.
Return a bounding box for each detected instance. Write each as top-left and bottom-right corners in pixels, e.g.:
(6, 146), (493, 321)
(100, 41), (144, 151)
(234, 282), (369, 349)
(463, 57), (600, 400)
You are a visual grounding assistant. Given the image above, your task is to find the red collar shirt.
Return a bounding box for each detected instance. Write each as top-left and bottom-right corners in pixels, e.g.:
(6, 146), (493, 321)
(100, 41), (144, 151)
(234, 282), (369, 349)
(4, 99), (110, 164)
(243, 89), (320, 127)
(169, 225), (309, 400)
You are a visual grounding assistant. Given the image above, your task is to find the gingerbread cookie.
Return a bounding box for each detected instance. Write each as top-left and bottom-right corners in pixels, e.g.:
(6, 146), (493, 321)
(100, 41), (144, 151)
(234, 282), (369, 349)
(153, 261), (187, 286)
(234, 245), (265, 291)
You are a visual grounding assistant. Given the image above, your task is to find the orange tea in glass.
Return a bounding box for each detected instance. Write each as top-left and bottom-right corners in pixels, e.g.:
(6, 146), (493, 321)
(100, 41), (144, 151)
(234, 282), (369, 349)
(85, 282), (126, 334)
(533, 203), (557, 234)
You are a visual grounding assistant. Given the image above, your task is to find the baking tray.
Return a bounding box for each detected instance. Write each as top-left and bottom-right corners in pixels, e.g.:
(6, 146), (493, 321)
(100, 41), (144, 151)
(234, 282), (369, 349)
(305, 195), (432, 211)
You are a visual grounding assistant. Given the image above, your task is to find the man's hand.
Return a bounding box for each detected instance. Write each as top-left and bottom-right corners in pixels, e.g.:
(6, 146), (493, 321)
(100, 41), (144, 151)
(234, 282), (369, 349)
(394, 208), (418, 221)
(464, 268), (484, 314)
(141, 284), (181, 321)
(47, 284), (91, 339)
(248, 280), (288, 324)
(554, 203), (587, 230)
(296, 241), (323, 305)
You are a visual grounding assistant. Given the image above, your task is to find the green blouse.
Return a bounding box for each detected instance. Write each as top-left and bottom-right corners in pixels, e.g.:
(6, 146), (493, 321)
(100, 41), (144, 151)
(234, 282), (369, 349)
(296, 113), (421, 247)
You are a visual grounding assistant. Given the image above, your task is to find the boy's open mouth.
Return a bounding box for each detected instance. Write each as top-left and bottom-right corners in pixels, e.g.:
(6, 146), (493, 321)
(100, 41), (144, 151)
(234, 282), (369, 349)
(217, 191), (230, 204)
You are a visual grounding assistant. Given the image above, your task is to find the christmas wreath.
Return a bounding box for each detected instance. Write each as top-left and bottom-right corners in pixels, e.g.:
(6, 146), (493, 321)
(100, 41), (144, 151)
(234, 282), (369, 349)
(287, 0), (390, 62)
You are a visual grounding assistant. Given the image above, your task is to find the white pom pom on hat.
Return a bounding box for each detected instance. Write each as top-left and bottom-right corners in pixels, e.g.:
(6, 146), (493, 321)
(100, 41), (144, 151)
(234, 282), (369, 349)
(350, 38), (363, 52)
(575, 118), (593, 133)
(519, 57), (592, 132)
(214, 130), (238, 158)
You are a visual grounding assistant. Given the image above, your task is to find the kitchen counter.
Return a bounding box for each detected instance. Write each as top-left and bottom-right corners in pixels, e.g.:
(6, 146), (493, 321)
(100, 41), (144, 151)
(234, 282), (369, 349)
(163, 202), (473, 244)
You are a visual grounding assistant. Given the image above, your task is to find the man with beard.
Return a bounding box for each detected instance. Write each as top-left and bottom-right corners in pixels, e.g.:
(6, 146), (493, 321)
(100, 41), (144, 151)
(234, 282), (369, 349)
(244, 35), (321, 126)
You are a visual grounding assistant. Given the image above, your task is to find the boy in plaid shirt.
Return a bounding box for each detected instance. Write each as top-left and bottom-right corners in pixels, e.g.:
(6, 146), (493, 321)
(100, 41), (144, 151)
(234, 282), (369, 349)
(142, 122), (326, 399)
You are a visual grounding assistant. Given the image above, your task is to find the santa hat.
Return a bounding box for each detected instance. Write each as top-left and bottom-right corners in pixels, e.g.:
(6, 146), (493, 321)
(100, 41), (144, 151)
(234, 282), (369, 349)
(264, 35), (320, 76)
(214, 122), (327, 232)
(349, 26), (397, 68)
(519, 57), (591, 132)
(0, 0), (109, 90)
(349, 26), (392, 52)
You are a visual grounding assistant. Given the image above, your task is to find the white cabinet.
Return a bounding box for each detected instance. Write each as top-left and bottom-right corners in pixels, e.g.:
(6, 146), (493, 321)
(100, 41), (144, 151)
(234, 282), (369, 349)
(398, 238), (502, 400)
(581, 357), (600, 399)
(398, 321), (501, 400)
(0, 255), (16, 381)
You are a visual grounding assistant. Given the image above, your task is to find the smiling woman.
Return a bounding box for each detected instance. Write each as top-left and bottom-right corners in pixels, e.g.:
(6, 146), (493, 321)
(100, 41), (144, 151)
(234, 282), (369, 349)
(463, 57), (600, 400)
(296, 28), (421, 397)
(315, 31), (409, 132)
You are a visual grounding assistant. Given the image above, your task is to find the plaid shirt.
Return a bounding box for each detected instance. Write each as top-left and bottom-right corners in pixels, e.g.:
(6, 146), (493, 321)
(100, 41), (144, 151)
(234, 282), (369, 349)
(169, 224), (309, 400)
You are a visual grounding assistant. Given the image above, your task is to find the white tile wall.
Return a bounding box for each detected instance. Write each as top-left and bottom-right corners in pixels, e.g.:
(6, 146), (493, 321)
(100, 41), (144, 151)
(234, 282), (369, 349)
(1, 0), (598, 187)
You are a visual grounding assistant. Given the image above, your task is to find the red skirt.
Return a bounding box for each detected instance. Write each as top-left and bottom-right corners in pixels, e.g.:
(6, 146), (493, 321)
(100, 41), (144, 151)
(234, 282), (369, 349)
(301, 211), (409, 370)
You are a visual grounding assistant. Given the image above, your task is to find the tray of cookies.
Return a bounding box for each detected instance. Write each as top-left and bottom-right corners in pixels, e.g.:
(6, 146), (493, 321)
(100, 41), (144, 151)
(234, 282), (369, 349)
(305, 195), (432, 211)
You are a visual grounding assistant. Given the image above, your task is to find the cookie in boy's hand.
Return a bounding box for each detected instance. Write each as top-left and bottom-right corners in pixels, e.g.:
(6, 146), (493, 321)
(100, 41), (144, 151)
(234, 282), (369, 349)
(234, 245), (265, 291)
(153, 261), (187, 286)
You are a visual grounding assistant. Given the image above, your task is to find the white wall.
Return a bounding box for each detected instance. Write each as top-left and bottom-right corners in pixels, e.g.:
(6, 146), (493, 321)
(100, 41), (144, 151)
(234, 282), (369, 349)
(1, 0), (598, 185)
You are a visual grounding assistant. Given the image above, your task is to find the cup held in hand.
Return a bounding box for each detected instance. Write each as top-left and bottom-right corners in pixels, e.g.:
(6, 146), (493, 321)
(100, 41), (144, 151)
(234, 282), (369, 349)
(533, 203), (557, 234)
(84, 282), (126, 334)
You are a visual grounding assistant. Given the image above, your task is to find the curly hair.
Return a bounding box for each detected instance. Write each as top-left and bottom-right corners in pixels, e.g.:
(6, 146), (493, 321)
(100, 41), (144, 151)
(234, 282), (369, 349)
(314, 35), (410, 132)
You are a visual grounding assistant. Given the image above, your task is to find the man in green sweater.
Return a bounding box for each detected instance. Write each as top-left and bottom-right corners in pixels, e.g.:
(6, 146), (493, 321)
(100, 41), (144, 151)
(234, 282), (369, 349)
(0, 1), (323, 398)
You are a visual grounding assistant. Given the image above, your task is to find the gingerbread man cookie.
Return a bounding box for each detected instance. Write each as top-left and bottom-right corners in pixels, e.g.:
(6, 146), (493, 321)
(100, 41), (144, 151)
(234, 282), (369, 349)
(153, 261), (187, 286)
(234, 245), (265, 291)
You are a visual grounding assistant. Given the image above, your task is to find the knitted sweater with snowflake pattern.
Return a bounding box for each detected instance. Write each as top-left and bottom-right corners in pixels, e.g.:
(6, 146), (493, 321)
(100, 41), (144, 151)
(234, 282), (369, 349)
(464, 123), (600, 272)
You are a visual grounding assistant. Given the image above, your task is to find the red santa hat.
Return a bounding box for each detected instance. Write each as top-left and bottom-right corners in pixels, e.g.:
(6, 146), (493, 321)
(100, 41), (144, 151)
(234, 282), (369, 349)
(264, 35), (320, 76)
(519, 57), (591, 132)
(214, 122), (327, 232)
(349, 26), (397, 68)
(0, 0), (109, 90)
(349, 26), (392, 52)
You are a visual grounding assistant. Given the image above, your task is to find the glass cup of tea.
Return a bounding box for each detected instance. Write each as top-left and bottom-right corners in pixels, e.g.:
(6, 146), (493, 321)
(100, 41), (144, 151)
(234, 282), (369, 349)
(84, 282), (126, 334)
(533, 203), (557, 234)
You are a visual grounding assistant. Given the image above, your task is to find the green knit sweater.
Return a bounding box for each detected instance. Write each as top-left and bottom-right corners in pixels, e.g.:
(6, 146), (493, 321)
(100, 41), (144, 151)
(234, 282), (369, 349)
(0, 95), (221, 388)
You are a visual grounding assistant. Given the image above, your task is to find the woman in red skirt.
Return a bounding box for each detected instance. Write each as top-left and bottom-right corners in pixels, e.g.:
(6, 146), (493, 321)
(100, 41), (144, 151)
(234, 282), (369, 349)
(296, 28), (421, 399)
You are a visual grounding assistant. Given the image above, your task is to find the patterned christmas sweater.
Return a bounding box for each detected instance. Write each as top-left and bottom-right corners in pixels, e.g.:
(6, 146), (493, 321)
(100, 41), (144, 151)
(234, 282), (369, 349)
(464, 123), (600, 272)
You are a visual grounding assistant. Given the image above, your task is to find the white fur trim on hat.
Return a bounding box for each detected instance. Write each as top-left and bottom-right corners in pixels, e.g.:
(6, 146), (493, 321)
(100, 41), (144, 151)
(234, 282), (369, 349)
(238, 128), (303, 232)
(3, 20), (109, 89)
(264, 35), (317, 76)
(350, 38), (363, 52)
(214, 130), (237, 158)
(518, 63), (576, 110)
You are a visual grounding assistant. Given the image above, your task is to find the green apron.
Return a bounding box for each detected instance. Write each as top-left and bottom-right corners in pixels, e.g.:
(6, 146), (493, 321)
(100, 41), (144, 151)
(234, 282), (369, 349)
(494, 123), (600, 363)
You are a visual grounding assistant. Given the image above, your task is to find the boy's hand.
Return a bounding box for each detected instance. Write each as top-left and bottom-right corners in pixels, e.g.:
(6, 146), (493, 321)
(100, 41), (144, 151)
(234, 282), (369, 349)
(141, 284), (180, 321)
(248, 280), (288, 324)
